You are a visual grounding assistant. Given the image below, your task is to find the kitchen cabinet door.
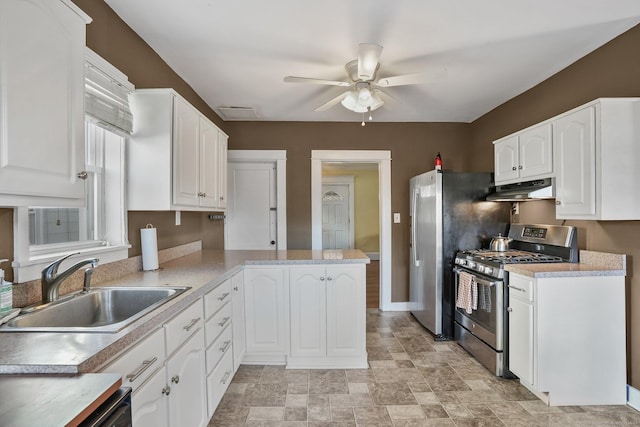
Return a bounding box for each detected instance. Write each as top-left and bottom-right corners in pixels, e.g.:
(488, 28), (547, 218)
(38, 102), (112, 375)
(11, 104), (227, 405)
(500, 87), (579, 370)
(508, 294), (534, 387)
(166, 329), (208, 427)
(553, 106), (596, 217)
(231, 271), (246, 371)
(0, 0), (89, 206)
(326, 266), (365, 358)
(199, 118), (220, 208)
(493, 136), (519, 183)
(243, 267), (288, 364)
(131, 368), (169, 427)
(290, 267), (327, 359)
(216, 132), (229, 209)
(173, 96), (201, 207)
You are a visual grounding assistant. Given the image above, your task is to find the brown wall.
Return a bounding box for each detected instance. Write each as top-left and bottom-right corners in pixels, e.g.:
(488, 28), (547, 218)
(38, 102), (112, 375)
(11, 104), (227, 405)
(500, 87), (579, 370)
(71, 0), (227, 257)
(470, 24), (640, 387)
(225, 121), (473, 301)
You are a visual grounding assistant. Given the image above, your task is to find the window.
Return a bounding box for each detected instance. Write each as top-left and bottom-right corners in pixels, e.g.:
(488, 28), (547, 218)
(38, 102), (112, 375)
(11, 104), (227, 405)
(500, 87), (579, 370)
(13, 49), (132, 282)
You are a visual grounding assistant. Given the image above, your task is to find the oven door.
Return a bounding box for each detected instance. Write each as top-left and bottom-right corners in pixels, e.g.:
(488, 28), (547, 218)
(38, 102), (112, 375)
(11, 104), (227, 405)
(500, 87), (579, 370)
(453, 267), (504, 351)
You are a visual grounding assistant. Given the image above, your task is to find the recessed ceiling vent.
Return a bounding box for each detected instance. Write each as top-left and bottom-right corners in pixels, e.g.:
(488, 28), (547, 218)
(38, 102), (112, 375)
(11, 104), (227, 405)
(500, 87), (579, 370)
(217, 106), (258, 120)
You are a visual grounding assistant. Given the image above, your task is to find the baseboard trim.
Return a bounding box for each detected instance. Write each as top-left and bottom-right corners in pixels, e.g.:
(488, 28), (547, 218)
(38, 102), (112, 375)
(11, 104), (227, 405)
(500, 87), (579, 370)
(628, 384), (640, 410)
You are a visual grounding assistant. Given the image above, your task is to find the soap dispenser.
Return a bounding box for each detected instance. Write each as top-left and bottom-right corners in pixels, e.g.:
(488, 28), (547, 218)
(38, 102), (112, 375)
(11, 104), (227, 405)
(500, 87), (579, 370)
(0, 259), (13, 315)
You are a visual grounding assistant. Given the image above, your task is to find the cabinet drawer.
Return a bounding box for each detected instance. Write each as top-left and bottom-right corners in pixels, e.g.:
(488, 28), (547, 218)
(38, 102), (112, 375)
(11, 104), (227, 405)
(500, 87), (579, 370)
(204, 279), (232, 319)
(103, 328), (165, 392)
(205, 302), (232, 346)
(206, 325), (232, 374)
(508, 274), (533, 302)
(206, 348), (234, 417)
(165, 299), (204, 357)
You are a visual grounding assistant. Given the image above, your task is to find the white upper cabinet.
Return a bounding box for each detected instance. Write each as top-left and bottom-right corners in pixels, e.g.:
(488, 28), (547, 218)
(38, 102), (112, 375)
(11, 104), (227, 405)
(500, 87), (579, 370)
(553, 98), (640, 220)
(128, 89), (228, 211)
(0, 0), (90, 206)
(493, 123), (553, 185)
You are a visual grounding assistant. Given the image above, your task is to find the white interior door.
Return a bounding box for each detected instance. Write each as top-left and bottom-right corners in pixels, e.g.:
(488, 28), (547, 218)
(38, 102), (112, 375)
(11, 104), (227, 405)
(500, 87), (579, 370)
(226, 162), (276, 250)
(322, 177), (354, 250)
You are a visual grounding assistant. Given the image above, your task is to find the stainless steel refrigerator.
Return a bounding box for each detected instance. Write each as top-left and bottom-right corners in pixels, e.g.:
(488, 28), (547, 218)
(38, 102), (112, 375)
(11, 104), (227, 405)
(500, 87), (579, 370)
(409, 170), (510, 339)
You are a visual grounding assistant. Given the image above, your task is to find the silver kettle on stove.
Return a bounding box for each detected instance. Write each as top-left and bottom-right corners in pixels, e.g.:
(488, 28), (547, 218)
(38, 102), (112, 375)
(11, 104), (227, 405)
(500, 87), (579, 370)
(489, 233), (512, 252)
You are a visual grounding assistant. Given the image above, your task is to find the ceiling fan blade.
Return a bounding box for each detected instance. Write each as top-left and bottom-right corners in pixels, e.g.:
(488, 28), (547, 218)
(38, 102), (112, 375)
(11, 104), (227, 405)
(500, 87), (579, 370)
(314, 91), (350, 112)
(374, 69), (447, 87)
(357, 43), (383, 80)
(284, 76), (351, 87)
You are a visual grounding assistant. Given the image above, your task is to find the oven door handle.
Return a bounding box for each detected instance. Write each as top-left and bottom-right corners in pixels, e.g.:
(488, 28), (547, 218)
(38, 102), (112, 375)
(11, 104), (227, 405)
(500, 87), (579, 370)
(453, 267), (499, 287)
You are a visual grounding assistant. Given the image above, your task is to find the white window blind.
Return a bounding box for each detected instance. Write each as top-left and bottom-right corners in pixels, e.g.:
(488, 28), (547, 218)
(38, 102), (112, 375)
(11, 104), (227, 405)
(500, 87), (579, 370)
(85, 49), (134, 134)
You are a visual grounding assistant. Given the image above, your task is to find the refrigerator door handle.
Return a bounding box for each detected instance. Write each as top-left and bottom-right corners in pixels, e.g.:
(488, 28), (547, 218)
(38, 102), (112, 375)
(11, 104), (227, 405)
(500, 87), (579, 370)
(411, 187), (420, 267)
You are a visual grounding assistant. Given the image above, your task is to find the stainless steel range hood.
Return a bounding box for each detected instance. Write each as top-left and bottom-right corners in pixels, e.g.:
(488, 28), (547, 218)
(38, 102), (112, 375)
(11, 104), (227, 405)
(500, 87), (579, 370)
(487, 178), (554, 201)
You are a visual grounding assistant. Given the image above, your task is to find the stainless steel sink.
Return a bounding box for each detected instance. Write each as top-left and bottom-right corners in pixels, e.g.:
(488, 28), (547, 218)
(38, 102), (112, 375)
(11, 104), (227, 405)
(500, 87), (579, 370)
(1, 286), (189, 333)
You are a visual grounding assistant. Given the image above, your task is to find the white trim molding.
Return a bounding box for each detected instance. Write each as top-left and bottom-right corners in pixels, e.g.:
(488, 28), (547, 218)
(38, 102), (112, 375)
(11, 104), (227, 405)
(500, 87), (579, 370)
(311, 150), (398, 311)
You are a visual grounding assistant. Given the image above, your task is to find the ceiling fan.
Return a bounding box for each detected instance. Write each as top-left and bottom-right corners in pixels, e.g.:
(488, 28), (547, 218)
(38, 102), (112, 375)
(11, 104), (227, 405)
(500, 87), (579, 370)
(284, 43), (445, 119)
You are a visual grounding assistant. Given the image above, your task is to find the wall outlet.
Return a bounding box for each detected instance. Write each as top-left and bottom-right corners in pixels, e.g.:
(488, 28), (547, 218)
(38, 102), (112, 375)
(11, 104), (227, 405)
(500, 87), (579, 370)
(393, 213), (401, 223)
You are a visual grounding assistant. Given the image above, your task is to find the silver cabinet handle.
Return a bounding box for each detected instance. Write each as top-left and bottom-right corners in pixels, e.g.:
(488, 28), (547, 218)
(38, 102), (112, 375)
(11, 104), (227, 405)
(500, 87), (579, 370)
(218, 317), (230, 327)
(183, 317), (201, 332)
(518, 165), (523, 170)
(218, 292), (230, 301)
(507, 307), (513, 312)
(219, 340), (231, 353)
(508, 285), (526, 292)
(171, 375), (180, 384)
(221, 371), (232, 385)
(126, 357), (158, 382)
(162, 386), (171, 396)
(77, 171), (88, 179)
(327, 277), (332, 281)
(556, 200), (562, 205)
(512, 167), (517, 171)
(319, 277), (325, 281)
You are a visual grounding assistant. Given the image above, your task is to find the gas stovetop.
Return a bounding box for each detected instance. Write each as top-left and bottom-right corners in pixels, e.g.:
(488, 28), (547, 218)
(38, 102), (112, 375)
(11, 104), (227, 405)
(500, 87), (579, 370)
(459, 249), (564, 264)
(454, 224), (578, 279)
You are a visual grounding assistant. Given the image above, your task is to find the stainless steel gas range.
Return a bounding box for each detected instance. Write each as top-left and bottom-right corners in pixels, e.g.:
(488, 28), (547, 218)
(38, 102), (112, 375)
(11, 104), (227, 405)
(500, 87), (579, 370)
(453, 224), (578, 377)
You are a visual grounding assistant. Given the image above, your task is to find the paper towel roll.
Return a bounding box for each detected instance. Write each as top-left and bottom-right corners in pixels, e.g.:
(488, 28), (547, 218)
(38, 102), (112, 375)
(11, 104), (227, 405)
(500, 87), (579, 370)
(141, 224), (159, 271)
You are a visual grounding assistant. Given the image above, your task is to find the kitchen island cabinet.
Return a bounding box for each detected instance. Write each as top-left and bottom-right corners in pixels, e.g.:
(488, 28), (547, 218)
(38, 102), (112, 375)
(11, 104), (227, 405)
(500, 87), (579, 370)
(506, 260), (626, 406)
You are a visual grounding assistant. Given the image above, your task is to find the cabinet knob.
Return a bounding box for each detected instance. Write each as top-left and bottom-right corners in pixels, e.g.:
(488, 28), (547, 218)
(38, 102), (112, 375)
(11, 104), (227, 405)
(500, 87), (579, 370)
(556, 200), (561, 205)
(327, 277), (332, 281)
(202, 192), (206, 197)
(162, 386), (171, 396)
(507, 307), (513, 312)
(171, 375), (180, 384)
(220, 196), (224, 201)
(77, 171), (88, 180)
(512, 167), (517, 171)
(518, 165), (523, 170)
(320, 277), (325, 281)
(270, 240), (276, 245)
(233, 286), (239, 291)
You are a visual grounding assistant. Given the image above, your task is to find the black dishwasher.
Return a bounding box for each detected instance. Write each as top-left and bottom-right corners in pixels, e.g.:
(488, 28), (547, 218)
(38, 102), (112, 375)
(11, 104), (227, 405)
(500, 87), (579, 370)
(79, 387), (132, 427)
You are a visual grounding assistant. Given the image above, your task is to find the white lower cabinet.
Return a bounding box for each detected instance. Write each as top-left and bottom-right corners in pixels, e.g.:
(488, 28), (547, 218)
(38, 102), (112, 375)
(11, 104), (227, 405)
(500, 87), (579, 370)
(507, 272), (626, 406)
(243, 267), (288, 364)
(288, 265), (367, 368)
(102, 299), (207, 427)
(231, 271), (246, 372)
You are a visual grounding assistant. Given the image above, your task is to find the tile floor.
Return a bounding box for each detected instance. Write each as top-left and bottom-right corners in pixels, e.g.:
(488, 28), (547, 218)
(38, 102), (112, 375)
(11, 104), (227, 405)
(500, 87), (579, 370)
(208, 310), (640, 426)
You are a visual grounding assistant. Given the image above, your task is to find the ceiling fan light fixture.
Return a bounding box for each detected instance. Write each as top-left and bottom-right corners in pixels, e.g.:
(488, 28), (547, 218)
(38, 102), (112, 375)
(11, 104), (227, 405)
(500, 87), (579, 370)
(341, 85), (384, 113)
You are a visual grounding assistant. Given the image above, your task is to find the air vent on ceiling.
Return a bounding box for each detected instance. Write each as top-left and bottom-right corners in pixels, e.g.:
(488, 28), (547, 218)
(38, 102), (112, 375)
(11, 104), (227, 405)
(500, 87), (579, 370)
(217, 106), (258, 120)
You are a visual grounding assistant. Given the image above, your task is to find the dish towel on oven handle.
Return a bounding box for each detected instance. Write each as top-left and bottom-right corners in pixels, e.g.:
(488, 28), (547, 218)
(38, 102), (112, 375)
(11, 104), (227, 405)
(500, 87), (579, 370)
(478, 282), (492, 313)
(456, 270), (478, 314)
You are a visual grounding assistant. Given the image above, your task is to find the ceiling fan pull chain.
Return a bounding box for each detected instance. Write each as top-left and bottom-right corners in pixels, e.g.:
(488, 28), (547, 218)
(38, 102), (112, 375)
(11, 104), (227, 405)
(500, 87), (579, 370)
(361, 112), (365, 126)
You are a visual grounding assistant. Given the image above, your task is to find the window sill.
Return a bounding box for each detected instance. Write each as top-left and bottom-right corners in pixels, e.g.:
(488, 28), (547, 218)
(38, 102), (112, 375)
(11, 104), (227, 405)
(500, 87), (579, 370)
(13, 244), (131, 283)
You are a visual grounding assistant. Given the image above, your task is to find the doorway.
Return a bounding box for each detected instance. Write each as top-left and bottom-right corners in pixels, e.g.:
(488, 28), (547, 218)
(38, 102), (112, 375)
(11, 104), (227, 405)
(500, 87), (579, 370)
(311, 150), (403, 312)
(321, 176), (355, 250)
(225, 150), (287, 250)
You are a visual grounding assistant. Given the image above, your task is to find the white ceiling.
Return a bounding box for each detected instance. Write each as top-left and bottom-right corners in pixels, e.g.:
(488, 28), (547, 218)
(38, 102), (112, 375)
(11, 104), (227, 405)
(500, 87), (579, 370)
(105, 0), (640, 123)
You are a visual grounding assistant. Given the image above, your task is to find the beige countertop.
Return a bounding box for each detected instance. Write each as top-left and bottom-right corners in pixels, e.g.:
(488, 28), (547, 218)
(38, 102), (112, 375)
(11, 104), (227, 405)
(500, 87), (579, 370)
(0, 249), (369, 375)
(0, 373), (122, 427)
(505, 250), (627, 278)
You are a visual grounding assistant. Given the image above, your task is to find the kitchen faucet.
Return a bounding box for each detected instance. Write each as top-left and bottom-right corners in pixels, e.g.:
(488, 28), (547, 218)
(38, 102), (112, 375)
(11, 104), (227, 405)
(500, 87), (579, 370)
(41, 253), (99, 303)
